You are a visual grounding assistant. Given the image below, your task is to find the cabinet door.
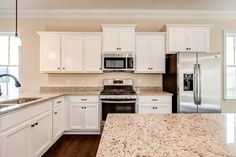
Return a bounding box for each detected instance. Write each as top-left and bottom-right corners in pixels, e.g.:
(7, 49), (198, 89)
(69, 104), (84, 129)
(61, 36), (83, 72)
(168, 28), (188, 52)
(119, 28), (135, 52)
(84, 103), (99, 130)
(31, 111), (52, 157)
(135, 37), (150, 72)
(53, 105), (65, 141)
(188, 29), (209, 52)
(1, 121), (31, 157)
(155, 104), (171, 114)
(103, 28), (119, 52)
(84, 36), (102, 73)
(138, 103), (155, 113)
(150, 37), (165, 73)
(40, 35), (61, 72)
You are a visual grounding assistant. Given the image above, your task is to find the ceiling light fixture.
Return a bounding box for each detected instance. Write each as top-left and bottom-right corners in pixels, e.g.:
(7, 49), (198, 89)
(14, 0), (21, 46)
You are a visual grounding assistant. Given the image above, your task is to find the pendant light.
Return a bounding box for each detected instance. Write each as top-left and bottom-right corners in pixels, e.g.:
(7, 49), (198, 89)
(14, 0), (21, 46)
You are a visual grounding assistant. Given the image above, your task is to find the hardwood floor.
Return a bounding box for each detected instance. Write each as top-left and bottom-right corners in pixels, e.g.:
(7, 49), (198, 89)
(42, 135), (101, 157)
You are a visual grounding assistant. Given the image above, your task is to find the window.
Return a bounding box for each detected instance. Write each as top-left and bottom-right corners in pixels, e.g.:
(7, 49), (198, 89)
(224, 31), (236, 99)
(0, 33), (19, 96)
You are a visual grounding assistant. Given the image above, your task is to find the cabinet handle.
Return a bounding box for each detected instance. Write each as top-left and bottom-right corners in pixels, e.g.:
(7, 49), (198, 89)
(119, 48), (121, 50)
(153, 107), (155, 109)
(84, 107), (87, 109)
(54, 112), (57, 114)
(57, 68), (60, 70)
(35, 122), (38, 126)
(57, 101), (61, 104)
(117, 48), (119, 50)
(31, 124), (35, 127)
(152, 99), (158, 101)
(63, 67), (65, 70)
(155, 107), (158, 109)
(189, 48), (191, 50)
(81, 107), (84, 109)
(81, 99), (87, 101)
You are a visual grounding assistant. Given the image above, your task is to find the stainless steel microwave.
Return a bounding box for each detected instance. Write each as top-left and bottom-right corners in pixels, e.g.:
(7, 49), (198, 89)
(102, 53), (135, 72)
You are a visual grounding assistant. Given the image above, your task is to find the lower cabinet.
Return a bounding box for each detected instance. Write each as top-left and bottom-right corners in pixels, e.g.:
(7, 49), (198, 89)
(1, 110), (52, 157)
(53, 104), (65, 140)
(70, 103), (99, 130)
(1, 121), (32, 157)
(31, 111), (52, 157)
(138, 96), (172, 114)
(52, 97), (65, 141)
(69, 96), (99, 131)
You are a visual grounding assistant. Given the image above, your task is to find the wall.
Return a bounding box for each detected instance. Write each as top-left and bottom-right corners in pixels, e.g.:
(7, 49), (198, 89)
(1, 18), (236, 112)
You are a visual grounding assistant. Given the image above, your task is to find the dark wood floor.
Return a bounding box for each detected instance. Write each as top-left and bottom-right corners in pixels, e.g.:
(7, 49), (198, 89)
(42, 135), (101, 157)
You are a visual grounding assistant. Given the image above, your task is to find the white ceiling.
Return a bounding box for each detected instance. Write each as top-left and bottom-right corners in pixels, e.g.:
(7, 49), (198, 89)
(1, 0), (236, 10)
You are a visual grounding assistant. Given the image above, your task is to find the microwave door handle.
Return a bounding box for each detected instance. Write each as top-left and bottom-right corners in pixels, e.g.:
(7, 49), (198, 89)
(102, 100), (136, 103)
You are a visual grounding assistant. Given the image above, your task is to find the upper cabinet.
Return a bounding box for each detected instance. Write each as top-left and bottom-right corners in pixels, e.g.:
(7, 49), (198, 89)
(101, 24), (137, 53)
(39, 34), (61, 72)
(162, 24), (213, 54)
(38, 32), (102, 73)
(135, 33), (166, 73)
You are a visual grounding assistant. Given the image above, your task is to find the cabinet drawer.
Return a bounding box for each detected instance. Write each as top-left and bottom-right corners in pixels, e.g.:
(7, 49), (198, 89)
(1, 101), (52, 132)
(138, 96), (171, 103)
(69, 96), (99, 103)
(53, 97), (64, 108)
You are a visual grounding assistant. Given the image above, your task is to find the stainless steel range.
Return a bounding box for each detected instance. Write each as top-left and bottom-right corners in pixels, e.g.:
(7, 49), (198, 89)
(100, 79), (137, 122)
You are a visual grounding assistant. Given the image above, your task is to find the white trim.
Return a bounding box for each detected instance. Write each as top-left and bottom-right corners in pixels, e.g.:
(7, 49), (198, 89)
(1, 9), (236, 19)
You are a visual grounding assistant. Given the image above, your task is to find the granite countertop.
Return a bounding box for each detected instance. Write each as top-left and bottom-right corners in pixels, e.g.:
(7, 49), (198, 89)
(97, 114), (236, 157)
(0, 88), (172, 116)
(135, 89), (173, 96)
(0, 89), (102, 116)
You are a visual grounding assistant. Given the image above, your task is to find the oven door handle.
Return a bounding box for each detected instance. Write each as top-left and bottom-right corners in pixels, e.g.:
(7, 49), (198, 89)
(101, 100), (136, 103)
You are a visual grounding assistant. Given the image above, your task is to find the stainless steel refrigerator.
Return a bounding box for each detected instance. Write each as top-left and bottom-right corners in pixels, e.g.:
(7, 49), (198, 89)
(163, 52), (221, 113)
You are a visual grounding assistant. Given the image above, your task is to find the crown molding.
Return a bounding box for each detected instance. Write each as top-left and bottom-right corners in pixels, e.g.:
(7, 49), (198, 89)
(1, 9), (236, 19)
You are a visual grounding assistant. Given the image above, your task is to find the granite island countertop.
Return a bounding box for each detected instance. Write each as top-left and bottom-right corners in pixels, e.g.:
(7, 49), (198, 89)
(96, 114), (236, 157)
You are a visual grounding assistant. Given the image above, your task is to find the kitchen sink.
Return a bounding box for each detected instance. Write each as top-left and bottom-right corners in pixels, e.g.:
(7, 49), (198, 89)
(0, 97), (41, 105)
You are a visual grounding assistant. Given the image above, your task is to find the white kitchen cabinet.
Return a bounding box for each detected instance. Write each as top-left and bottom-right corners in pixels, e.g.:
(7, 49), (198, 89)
(84, 103), (99, 130)
(136, 33), (165, 73)
(31, 111), (52, 157)
(1, 121), (32, 157)
(40, 35), (61, 72)
(53, 104), (65, 141)
(61, 36), (83, 72)
(101, 25), (136, 53)
(38, 32), (102, 73)
(70, 103), (84, 129)
(138, 96), (172, 114)
(162, 24), (212, 53)
(1, 101), (53, 157)
(84, 36), (102, 73)
(69, 96), (99, 131)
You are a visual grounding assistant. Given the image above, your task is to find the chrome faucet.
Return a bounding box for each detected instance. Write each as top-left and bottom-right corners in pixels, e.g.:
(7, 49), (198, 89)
(0, 74), (21, 96)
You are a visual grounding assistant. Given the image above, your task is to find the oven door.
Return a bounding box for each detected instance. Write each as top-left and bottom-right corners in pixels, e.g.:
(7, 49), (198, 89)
(101, 100), (136, 121)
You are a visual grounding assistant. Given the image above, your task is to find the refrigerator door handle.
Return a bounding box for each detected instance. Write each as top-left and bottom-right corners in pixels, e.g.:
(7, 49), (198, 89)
(197, 64), (202, 105)
(193, 64), (198, 105)
(194, 64), (201, 105)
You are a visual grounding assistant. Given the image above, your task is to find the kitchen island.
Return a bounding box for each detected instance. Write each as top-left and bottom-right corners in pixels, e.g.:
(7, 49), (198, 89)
(96, 114), (236, 157)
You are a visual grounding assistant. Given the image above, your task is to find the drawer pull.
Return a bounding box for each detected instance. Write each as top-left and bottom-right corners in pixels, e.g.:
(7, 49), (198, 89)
(54, 112), (57, 114)
(35, 122), (38, 126)
(57, 101), (61, 104)
(152, 99), (158, 101)
(31, 124), (35, 127)
(81, 99), (87, 101)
